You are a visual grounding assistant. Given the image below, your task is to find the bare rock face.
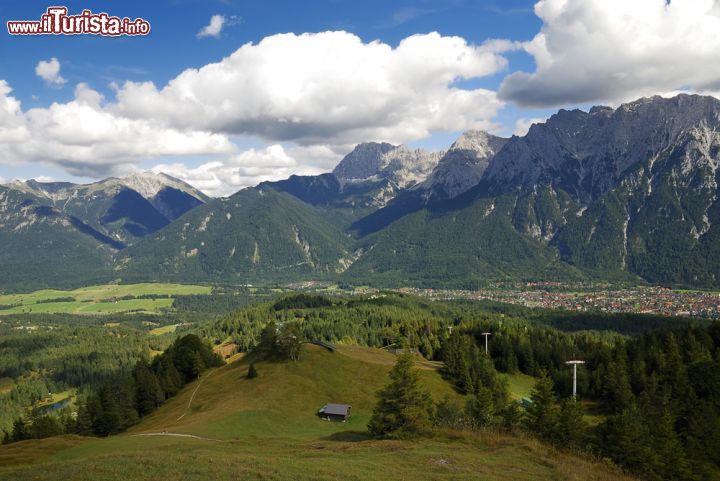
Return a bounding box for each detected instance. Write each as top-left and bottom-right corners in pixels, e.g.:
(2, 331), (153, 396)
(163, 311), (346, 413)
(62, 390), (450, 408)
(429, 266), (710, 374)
(421, 130), (508, 200)
(482, 94), (720, 202)
(379, 145), (444, 188)
(332, 143), (397, 181)
(117, 172), (209, 203)
(333, 142), (443, 188)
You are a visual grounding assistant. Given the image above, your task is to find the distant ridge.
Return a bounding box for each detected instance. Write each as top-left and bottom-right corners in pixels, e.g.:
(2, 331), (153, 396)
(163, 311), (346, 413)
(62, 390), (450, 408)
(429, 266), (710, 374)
(5, 94), (720, 289)
(0, 171), (210, 290)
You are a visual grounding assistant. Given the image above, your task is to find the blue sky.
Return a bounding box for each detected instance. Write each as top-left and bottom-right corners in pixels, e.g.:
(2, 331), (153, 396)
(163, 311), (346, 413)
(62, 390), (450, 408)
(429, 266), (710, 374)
(0, 1), (541, 101)
(0, 0), (718, 195)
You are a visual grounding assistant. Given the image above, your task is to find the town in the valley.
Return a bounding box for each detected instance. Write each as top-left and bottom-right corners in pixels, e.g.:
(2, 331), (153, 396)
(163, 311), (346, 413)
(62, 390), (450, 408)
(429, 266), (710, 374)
(397, 283), (720, 319)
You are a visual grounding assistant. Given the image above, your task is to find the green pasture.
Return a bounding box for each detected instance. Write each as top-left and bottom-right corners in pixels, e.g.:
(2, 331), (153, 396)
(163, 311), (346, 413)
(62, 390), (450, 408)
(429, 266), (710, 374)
(0, 345), (634, 481)
(0, 283), (211, 316)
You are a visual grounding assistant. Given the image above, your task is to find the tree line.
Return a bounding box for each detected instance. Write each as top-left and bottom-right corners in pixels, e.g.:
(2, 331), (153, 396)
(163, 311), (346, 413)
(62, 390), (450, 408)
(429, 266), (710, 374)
(3, 334), (223, 442)
(369, 320), (720, 481)
(0, 319), (164, 433)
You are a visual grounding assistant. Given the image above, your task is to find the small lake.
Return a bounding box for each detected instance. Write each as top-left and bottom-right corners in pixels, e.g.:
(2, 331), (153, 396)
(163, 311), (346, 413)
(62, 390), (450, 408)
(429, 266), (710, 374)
(38, 398), (71, 414)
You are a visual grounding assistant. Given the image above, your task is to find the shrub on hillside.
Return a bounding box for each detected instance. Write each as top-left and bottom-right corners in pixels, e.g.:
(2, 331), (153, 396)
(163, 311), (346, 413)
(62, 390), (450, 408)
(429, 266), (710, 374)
(256, 321), (302, 361)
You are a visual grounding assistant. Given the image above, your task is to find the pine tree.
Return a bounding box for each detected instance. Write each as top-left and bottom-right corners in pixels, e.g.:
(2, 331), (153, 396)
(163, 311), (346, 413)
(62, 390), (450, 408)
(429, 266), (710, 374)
(599, 403), (657, 475)
(462, 370), (475, 395)
(368, 353), (433, 439)
(433, 396), (464, 429)
(257, 321), (279, 357)
(682, 398), (720, 479)
(420, 336), (434, 360)
(60, 409), (76, 435)
(133, 360), (163, 416)
(165, 334), (223, 382)
(650, 405), (691, 481)
(93, 385), (121, 437)
(557, 397), (586, 447)
(465, 387), (494, 429)
(602, 350), (634, 412)
(524, 372), (559, 441)
(173, 347), (204, 382)
(154, 354), (182, 400)
(115, 380), (139, 430)
(501, 401), (523, 431)
(76, 394), (100, 436)
(10, 418), (27, 442)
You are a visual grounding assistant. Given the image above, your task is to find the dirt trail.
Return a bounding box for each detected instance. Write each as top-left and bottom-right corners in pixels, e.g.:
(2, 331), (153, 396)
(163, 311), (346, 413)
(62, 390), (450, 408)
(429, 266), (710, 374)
(176, 368), (217, 421)
(132, 432), (220, 442)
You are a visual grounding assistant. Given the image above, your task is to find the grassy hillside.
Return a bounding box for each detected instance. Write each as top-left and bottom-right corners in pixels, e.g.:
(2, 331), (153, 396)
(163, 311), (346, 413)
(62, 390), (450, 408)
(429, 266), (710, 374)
(0, 345), (634, 481)
(131, 344), (459, 439)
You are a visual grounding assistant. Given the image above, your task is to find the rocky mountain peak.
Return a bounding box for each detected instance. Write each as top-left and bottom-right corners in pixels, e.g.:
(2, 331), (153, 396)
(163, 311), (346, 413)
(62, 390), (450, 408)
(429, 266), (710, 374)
(3, 171), (208, 204)
(332, 142), (397, 180)
(420, 130), (508, 200)
(24, 179), (78, 194)
(116, 171), (209, 203)
(450, 130), (507, 155)
(333, 142), (442, 188)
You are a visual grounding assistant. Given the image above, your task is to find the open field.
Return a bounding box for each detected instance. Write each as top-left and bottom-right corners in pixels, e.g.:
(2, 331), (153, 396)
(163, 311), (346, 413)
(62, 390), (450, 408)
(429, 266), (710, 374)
(504, 372), (536, 400)
(0, 298), (175, 315)
(0, 345), (635, 481)
(148, 324), (178, 336)
(0, 283), (211, 316)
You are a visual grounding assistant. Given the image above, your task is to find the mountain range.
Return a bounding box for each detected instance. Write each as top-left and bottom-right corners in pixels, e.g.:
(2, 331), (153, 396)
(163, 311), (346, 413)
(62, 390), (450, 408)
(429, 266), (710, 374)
(2, 94), (720, 290)
(0, 172), (207, 289)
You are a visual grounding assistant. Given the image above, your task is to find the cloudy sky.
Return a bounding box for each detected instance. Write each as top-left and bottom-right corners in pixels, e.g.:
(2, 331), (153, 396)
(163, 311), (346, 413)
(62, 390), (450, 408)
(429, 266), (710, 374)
(1, 0), (719, 196)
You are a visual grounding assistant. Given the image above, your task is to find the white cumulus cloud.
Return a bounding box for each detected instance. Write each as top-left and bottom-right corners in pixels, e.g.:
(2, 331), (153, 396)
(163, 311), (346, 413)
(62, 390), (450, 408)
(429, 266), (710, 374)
(34, 175), (56, 183)
(197, 15), (227, 39)
(500, 0), (720, 107)
(150, 144), (327, 197)
(0, 81), (234, 178)
(114, 31), (506, 146)
(35, 58), (66, 87)
(513, 117), (547, 136)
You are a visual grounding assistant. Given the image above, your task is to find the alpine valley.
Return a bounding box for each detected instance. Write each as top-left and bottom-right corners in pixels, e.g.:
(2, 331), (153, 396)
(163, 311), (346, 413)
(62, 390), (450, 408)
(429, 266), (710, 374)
(4, 94), (720, 291)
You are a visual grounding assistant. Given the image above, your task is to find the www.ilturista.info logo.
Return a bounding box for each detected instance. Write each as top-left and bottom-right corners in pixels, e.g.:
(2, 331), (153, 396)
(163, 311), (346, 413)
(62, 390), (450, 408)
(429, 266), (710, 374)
(7, 7), (150, 36)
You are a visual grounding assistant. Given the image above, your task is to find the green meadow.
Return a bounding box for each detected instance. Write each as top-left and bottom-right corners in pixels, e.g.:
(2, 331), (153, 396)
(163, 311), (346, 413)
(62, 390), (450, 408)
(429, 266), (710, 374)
(504, 371), (535, 400)
(148, 324), (178, 336)
(0, 283), (211, 315)
(0, 345), (634, 481)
